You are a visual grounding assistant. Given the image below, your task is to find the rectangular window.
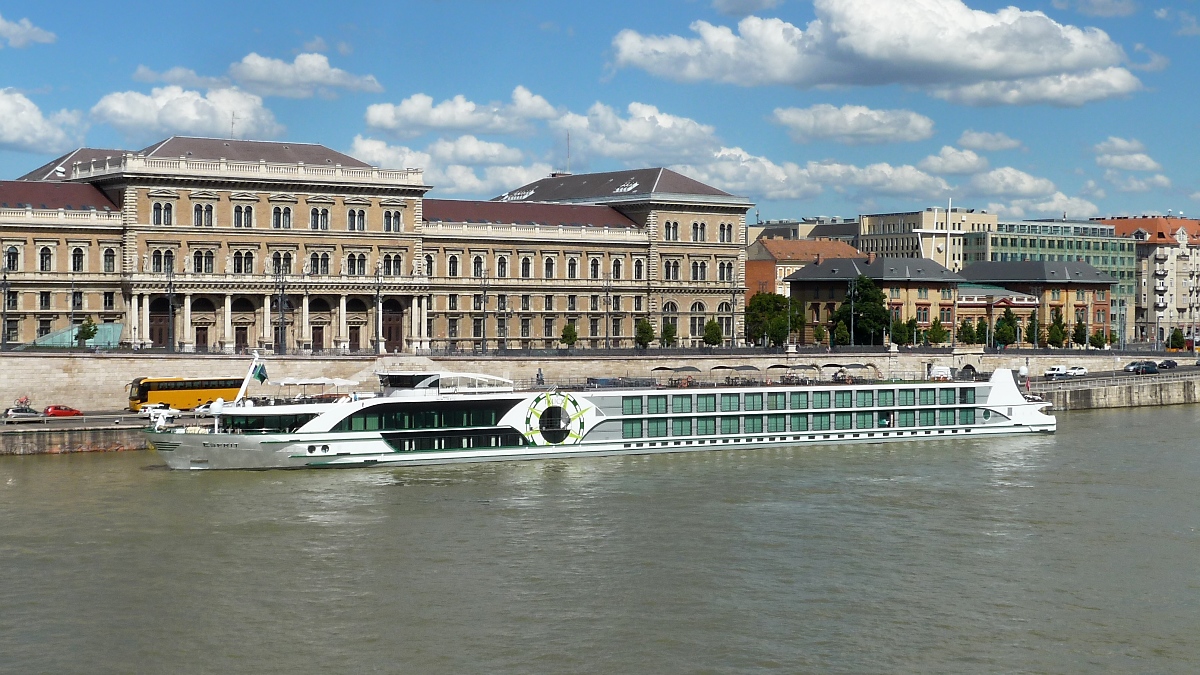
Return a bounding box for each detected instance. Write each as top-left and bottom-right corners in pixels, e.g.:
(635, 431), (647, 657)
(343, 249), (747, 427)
(920, 389), (936, 405)
(939, 409), (956, 426)
(958, 388), (975, 404)
(622, 420), (643, 439)
(939, 388), (956, 405)
(672, 418), (692, 436)
(622, 396), (643, 415)
(899, 389), (916, 406)
(521, 294), (531, 311)
(672, 395), (692, 413)
(721, 417), (739, 434)
(919, 410), (936, 426)
(899, 410), (916, 427)
(767, 414), (786, 432)
(743, 416), (763, 433)
(790, 392), (809, 409)
(767, 392), (786, 410)
(37, 319), (51, 337)
(720, 393), (740, 412)
(789, 414), (808, 432)
(856, 412), (874, 429)
(5, 291), (16, 310)
(448, 295), (458, 311)
(960, 409), (976, 424)
(40, 291), (50, 310)
(812, 392), (830, 409)
(567, 295), (577, 311)
(834, 391), (852, 408)
(811, 414), (831, 431)
(696, 417), (716, 435)
(543, 318), (554, 337)
(878, 390), (894, 406)
(835, 412), (852, 430)
(697, 394), (716, 413)
(647, 395), (667, 415)
(647, 418), (668, 438)
(744, 393), (763, 411)
(544, 295), (554, 311)
(856, 390), (873, 407)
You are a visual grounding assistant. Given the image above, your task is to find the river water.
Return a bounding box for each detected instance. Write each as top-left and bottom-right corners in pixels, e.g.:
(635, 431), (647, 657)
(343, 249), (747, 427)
(2, 406), (1199, 674)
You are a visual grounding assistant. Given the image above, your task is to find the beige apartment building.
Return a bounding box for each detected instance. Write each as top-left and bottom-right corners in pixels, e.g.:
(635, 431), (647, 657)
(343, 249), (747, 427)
(857, 206), (998, 272)
(1, 138), (751, 352)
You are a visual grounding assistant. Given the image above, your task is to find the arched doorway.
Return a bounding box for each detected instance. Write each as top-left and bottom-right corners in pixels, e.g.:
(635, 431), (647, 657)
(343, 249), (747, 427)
(191, 297), (216, 352)
(309, 297), (331, 352)
(383, 298), (404, 352)
(346, 298), (368, 352)
(149, 297), (172, 348)
(231, 297), (256, 353)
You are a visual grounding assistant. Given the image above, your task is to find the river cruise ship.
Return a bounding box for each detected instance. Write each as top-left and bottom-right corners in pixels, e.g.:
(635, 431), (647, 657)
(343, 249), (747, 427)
(147, 366), (1055, 470)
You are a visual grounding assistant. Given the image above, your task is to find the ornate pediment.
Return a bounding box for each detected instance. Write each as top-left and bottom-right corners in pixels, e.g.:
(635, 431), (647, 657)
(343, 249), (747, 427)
(268, 193), (298, 203)
(229, 192), (260, 201)
(343, 196), (372, 206)
(146, 189), (179, 199)
(379, 198), (408, 207)
(189, 190), (220, 200)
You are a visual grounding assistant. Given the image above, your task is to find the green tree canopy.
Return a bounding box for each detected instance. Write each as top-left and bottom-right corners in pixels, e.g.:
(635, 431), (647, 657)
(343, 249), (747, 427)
(829, 276), (889, 346)
(703, 319), (723, 346)
(812, 324), (827, 346)
(1071, 320), (1088, 347)
(74, 317), (98, 345)
(926, 318), (948, 345)
(660, 322), (677, 347)
(956, 318), (975, 345)
(744, 293), (804, 345)
(1090, 328), (1110, 349)
(1024, 310), (1043, 347)
(975, 317), (988, 345)
(634, 319), (654, 349)
(561, 323), (578, 348)
(834, 320), (850, 346)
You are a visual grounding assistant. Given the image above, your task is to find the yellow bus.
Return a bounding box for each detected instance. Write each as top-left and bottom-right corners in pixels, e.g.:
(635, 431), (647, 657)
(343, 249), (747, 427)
(127, 377), (243, 411)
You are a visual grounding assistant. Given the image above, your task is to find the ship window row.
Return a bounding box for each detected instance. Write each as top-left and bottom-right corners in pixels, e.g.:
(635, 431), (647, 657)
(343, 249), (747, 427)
(389, 430), (527, 452)
(332, 400), (517, 432)
(623, 388), (974, 415)
(224, 414), (318, 433)
(621, 409), (978, 438)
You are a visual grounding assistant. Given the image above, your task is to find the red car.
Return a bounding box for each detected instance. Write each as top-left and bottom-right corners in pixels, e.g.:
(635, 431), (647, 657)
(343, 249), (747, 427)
(43, 405), (82, 417)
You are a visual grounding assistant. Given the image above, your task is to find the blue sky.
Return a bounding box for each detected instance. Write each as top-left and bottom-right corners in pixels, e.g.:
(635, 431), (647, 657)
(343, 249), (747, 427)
(0, 0), (1196, 222)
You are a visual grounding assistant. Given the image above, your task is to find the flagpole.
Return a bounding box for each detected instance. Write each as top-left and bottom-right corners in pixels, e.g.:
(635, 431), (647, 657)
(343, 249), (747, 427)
(233, 350), (262, 404)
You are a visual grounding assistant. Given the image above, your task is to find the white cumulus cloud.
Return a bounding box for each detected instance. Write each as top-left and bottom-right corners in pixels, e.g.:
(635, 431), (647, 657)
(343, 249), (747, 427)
(228, 53), (382, 98)
(350, 135), (551, 196)
(1093, 136), (1161, 171)
(613, 0), (1138, 106)
(0, 13), (55, 48)
(427, 135), (524, 165)
(1104, 170), (1171, 192)
(91, 86), (283, 139)
(958, 130), (1022, 151)
(551, 101), (720, 164)
(772, 104), (933, 144)
(989, 192), (1099, 219)
(918, 146), (989, 175)
(0, 89), (81, 153)
(366, 86), (556, 137)
(969, 167), (1056, 197)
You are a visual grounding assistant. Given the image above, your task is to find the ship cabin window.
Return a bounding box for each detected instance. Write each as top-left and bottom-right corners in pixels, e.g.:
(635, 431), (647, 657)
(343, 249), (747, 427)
(743, 416), (763, 433)
(856, 391), (873, 407)
(940, 388), (956, 405)
(696, 417), (716, 435)
(899, 390), (916, 406)
(697, 394), (716, 413)
(959, 388), (975, 404)
(647, 419), (668, 437)
(673, 418), (692, 436)
(767, 393), (786, 410)
(878, 390), (895, 406)
(744, 393), (763, 411)
(856, 412), (874, 429)
(812, 392), (830, 409)
(767, 414), (786, 432)
(720, 393), (739, 412)
(960, 409), (976, 424)
(721, 417), (739, 434)
(834, 391), (852, 408)
(835, 413), (852, 430)
(223, 414), (318, 433)
(622, 420), (642, 438)
(647, 395), (667, 415)
(332, 400), (519, 432)
(920, 390), (936, 406)
(919, 410), (936, 426)
(940, 410), (956, 425)
(811, 414), (831, 431)
(790, 414), (808, 431)
(672, 395), (692, 413)
(622, 396), (642, 415)
(790, 392), (808, 409)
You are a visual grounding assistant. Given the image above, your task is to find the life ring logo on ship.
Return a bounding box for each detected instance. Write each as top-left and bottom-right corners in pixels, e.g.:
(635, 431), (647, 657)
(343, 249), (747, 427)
(524, 391), (588, 445)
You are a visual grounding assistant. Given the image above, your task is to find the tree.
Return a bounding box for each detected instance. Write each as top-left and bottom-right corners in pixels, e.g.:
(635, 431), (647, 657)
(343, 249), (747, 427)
(956, 318), (975, 345)
(975, 317), (988, 346)
(660, 322), (677, 347)
(926, 318), (948, 345)
(561, 323), (578, 348)
(1047, 312), (1066, 348)
(829, 276), (889, 345)
(766, 316), (789, 347)
(1024, 310), (1043, 347)
(906, 318), (919, 346)
(812, 324), (827, 346)
(74, 317), (98, 346)
(1170, 327), (1186, 350)
(634, 319), (654, 349)
(1090, 328), (1109, 349)
(892, 318), (913, 346)
(703, 319), (723, 346)
(994, 308), (1018, 347)
(744, 292), (804, 345)
(1071, 320), (1087, 347)
(834, 320), (850, 346)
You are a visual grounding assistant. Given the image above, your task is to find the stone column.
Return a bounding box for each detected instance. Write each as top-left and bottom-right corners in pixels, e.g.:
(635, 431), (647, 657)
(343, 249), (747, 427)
(338, 294), (348, 352)
(223, 294), (233, 353)
(140, 293), (150, 348)
(182, 293), (193, 352)
(375, 291), (384, 354)
(407, 296), (417, 353)
(128, 293), (139, 346)
(301, 292), (310, 350)
(262, 294), (272, 346)
(419, 295), (430, 351)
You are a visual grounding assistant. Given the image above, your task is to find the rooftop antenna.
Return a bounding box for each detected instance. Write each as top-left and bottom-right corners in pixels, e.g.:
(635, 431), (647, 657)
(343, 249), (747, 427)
(229, 112), (239, 140)
(566, 132), (571, 174)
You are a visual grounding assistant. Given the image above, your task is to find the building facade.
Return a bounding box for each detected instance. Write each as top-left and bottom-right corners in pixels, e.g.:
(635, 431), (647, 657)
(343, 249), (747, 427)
(745, 237), (861, 300)
(856, 207), (997, 272)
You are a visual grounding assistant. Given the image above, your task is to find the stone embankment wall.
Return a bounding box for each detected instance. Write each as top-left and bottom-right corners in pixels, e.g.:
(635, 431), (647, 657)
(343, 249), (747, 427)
(1040, 378), (1200, 411)
(0, 426), (146, 456)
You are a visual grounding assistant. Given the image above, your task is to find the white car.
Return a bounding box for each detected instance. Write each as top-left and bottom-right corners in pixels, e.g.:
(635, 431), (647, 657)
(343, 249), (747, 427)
(138, 403), (181, 418)
(1066, 366), (1088, 377)
(1044, 365), (1068, 379)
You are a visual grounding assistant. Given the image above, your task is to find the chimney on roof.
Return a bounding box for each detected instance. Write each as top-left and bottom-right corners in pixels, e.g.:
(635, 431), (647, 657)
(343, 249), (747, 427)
(866, 252), (876, 264)
(815, 254), (823, 265)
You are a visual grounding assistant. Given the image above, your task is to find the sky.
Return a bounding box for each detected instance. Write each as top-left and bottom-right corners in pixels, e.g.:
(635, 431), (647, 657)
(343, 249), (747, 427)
(0, 0), (1197, 222)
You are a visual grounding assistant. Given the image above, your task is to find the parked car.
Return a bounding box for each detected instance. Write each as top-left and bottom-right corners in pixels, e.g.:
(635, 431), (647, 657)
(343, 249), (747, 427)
(138, 403), (181, 418)
(4, 406), (41, 421)
(1066, 366), (1088, 377)
(1044, 365), (1068, 379)
(1124, 360), (1151, 372)
(1158, 359), (1178, 369)
(43, 405), (82, 417)
(1133, 362), (1159, 375)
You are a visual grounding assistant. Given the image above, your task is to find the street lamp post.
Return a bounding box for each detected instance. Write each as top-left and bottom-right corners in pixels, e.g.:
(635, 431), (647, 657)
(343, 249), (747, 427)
(603, 274), (612, 350)
(274, 264), (286, 356)
(374, 262), (383, 355)
(164, 268), (174, 353)
(1, 269), (9, 351)
(479, 270), (489, 354)
(848, 276), (857, 347)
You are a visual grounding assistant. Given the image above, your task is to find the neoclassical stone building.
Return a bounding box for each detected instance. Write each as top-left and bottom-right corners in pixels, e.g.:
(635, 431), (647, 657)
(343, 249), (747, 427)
(1, 137), (751, 352)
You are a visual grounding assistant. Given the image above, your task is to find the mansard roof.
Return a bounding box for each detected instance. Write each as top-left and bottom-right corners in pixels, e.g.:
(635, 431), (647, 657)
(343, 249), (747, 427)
(784, 256), (963, 283)
(747, 238), (861, 262)
(424, 199), (637, 228)
(139, 137), (373, 168)
(492, 168), (748, 207)
(0, 181), (118, 210)
(958, 260), (1115, 286)
(16, 147), (132, 182)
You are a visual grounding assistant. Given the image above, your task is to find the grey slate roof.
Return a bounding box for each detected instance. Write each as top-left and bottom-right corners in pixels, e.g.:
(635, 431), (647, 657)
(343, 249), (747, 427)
(492, 168), (742, 204)
(0, 181), (117, 210)
(139, 137), (372, 168)
(958, 260), (1114, 286)
(783, 256), (964, 283)
(424, 199), (637, 228)
(16, 147), (132, 182)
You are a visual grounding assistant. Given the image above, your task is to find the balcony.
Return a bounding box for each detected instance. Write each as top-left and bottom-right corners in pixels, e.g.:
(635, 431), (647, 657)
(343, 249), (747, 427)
(1155, 299), (1169, 309)
(1155, 251), (1169, 261)
(1155, 283), (1168, 293)
(1154, 267), (1168, 277)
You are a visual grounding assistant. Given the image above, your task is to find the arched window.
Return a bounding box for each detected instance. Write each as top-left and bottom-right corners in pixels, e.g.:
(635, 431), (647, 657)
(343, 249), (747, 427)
(589, 258), (600, 279)
(38, 246), (50, 271)
(153, 203), (163, 225)
(345, 253), (355, 275)
(348, 209), (365, 231)
(310, 208), (320, 230)
(194, 250), (204, 273)
(204, 250), (214, 273)
(193, 204), (203, 227)
(284, 252), (293, 274)
(384, 211), (392, 232)
(319, 253), (329, 275)
(244, 252), (254, 274)
(104, 249), (117, 273)
(689, 301), (707, 337)
(357, 254), (367, 275)
(273, 252), (282, 274)
(319, 209), (328, 229)
(612, 259), (622, 280)
(151, 250), (163, 273)
(273, 207), (282, 229)
(544, 258), (555, 279)
(568, 258), (578, 279)
(163, 202), (173, 225)
(163, 250), (174, 273)
(634, 259), (643, 280)
(424, 254), (434, 276)
(662, 301), (679, 334)
(384, 210), (402, 232)
(473, 256), (484, 277)
(204, 204), (213, 227)
(283, 207), (292, 229)
(310, 252), (320, 274)
(233, 252), (243, 274)
(521, 257), (531, 278)
(71, 248), (84, 273)
(383, 254), (393, 276)
(497, 256), (508, 278)
(234, 205), (243, 228)
(448, 255), (459, 277)
(4, 246), (16, 272)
